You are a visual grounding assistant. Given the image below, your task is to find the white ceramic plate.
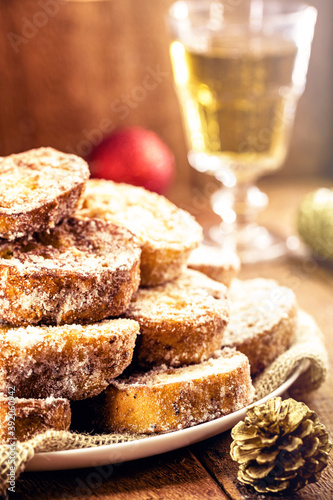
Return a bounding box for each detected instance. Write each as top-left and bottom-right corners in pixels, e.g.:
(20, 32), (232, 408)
(26, 360), (308, 472)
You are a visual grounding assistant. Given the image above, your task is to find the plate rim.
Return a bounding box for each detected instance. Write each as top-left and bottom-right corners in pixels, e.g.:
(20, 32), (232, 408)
(25, 359), (309, 472)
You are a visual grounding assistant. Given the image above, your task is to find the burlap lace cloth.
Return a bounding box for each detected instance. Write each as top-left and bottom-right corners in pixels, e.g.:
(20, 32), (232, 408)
(0, 311), (328, 495)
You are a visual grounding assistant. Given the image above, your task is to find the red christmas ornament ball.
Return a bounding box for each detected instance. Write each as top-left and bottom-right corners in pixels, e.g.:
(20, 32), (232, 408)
(88, 127), (175, 194)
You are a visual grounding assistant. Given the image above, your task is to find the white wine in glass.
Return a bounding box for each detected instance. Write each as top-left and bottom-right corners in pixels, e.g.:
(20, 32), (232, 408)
(168, 0), (317, 262)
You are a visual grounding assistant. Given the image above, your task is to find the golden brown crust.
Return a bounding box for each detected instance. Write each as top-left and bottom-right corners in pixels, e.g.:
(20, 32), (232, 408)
(0, 396), (71, 442)
(77, 179), (203, 286)
(0, 147), (89, 240)
(0, 319), (139, 400)
(85, 349), (254, 434)
(124, 269), (229, 367)
(0, 217), (141, 325)
(223, 279), (298, 376)
(187, 244), (240, 287)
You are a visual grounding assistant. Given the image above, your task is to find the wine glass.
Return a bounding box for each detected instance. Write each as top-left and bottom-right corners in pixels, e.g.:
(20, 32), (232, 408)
(168, 0), (317, 263)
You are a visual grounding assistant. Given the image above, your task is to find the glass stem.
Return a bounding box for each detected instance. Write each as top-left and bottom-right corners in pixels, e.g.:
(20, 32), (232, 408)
(210, 181), (268, 249)
(233, 182), (268, 228)
(208, 179), (288, 262)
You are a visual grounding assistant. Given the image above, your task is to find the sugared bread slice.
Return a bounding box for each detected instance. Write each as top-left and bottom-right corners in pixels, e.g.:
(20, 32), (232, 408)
(0, 396), (71, 442)
(0, 319), (139, 400)
(84, 349), (254, 434)
(77, 179), (203, 286)
(223, 279), (297, 376)
(124, 269), (229, 367)
(0, 217), (141, 326)
(0, 147), (89, 240)
(188, 244), (240, 286)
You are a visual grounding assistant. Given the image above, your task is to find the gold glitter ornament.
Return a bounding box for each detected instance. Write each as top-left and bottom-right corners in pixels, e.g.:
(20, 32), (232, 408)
(230, 397), (332, 494)
(298, 188), (333, 261)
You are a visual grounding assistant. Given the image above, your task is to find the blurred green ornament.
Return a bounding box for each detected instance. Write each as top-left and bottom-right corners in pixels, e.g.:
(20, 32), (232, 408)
(230, 397), (332, 494)
(298, 188), (333, 261)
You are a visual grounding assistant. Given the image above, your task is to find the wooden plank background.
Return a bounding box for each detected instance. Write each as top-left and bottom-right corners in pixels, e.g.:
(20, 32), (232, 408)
(0, 0), (332, 188)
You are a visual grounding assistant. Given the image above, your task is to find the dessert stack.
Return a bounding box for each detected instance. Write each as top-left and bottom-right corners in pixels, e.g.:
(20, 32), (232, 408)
(0, 147), (297, 441)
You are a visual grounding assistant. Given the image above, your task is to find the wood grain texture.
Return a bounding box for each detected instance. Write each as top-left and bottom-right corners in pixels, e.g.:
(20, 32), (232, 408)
(0, 0), (191, 192)
(13, 449), (228, 499)
(1, 0), (333, 184)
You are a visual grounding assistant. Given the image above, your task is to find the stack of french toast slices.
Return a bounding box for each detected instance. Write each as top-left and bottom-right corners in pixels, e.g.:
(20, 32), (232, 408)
(0, 147), (298, 441)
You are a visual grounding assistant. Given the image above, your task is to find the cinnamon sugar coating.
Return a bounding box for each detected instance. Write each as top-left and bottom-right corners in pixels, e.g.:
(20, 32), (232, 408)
(188, 244), (240, 287)
(77, 179), (203, 286)
(223, 279), (298, 376)
(83, 349), (254, 434)
(0, 147), (89, 240)
(0, 217), (141, 325)
(124, 269), (229, 367)
(0, 319), (139, 400)
(0, 396), (71, 442)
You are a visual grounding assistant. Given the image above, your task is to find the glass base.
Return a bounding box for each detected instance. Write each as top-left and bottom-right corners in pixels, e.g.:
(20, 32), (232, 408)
(209, 222), (288, 264)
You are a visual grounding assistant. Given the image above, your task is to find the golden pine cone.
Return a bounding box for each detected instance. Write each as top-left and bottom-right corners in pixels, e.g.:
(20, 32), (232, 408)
(230, 397), (332, 494)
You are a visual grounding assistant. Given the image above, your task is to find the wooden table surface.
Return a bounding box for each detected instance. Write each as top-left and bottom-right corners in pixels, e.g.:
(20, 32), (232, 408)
(11, 178), (333, 500)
